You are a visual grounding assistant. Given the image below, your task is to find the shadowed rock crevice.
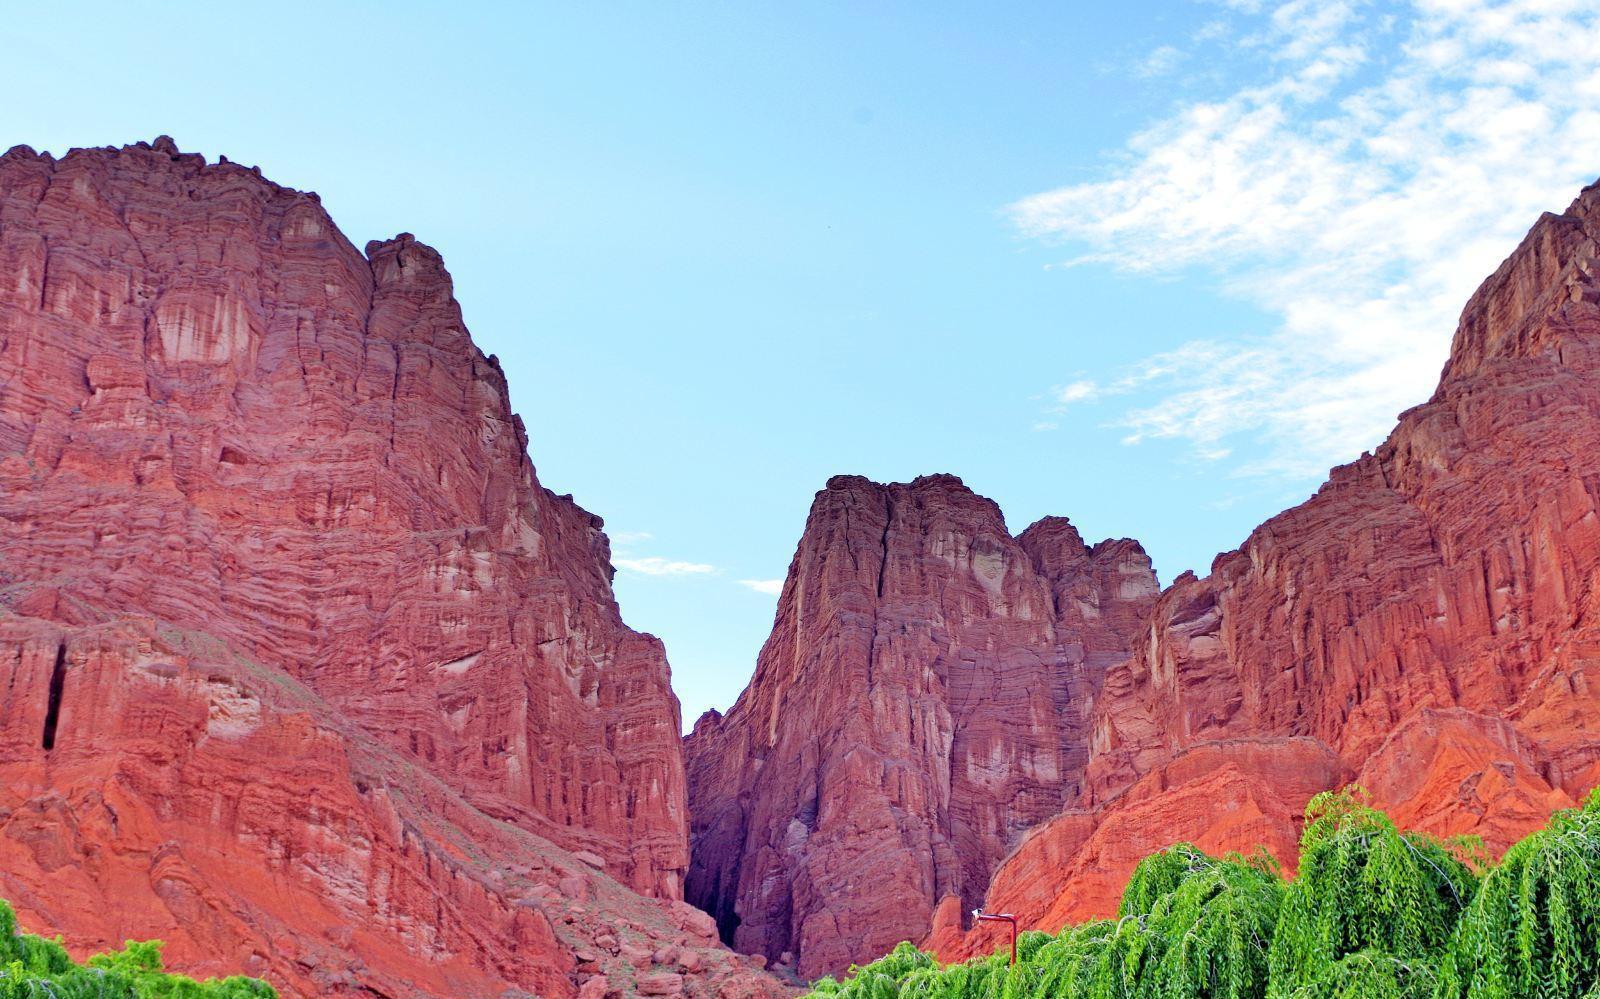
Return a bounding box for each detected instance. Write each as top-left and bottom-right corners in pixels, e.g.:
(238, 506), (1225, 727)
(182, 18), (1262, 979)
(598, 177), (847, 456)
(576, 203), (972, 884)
(39, 643), (65, 751)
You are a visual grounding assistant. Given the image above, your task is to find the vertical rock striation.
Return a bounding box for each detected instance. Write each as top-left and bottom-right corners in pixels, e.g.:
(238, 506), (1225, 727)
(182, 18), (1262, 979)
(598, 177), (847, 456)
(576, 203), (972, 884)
(0, 139), (772, 998)
(929, 181), (1600, 963)
(684, 474), (1156, 978)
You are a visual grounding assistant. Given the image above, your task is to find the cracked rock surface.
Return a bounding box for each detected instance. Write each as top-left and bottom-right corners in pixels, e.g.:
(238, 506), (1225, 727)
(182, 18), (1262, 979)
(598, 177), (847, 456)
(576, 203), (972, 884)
(0, 138), (782, 999)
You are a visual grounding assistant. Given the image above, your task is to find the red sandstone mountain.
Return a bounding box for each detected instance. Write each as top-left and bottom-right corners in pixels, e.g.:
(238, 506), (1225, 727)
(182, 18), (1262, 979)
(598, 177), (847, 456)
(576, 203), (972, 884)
(693, 182), (1600, 977)
(683, 475), (1157, 978)
(11, 134), (1600, 996)
(925, 182), (1600, 961)
(0, 139), (778, 999)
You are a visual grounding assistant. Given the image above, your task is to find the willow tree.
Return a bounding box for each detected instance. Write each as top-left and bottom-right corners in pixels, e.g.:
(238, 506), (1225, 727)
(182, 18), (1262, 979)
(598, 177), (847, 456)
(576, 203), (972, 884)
(1435, 789), (1600, 999)
(1263, 790), (1477, 999)
(808, 942), (939, 999)
(1021, 921), (1118, 999)
(1101, 844), (1285, 999)
(1278, 949), (1438, 998)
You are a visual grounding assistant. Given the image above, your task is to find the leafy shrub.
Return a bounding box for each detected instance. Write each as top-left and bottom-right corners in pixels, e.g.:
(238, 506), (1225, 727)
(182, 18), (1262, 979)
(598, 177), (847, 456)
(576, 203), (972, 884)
(1280, 950), (1439, 999)
(0, 901), (275, 998)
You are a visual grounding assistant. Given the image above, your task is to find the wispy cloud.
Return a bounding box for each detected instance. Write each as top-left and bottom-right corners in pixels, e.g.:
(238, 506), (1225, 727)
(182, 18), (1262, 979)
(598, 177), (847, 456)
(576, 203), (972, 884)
(1053, 380), (1101, 405)
(609, 530), (655, 546)
(615, 557), (717, 576)
(1017, 0), (1600, 481)
(738, 578), (785, 595)
(1136, 44), (1186, 78)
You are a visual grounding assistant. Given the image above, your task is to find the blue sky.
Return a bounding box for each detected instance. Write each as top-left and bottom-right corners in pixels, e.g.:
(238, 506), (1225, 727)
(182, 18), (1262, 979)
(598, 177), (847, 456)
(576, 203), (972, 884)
(9, 1), (1600, 728)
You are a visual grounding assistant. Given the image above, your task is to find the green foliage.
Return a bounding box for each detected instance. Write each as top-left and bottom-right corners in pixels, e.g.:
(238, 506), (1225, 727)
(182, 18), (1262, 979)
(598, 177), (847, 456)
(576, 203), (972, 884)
(0, 900), (275, 998)
(1117, 843), (1219, 919)
(1024, 921), (1116, 998)
(801, 788), (1600, 999)
(1280, 950), (1439, 999)
(809, 943), (940, 999)
(1265, 788), (1477, 998)
(1435, 789), (1600, 999)
(1109, 846), (1285, 998)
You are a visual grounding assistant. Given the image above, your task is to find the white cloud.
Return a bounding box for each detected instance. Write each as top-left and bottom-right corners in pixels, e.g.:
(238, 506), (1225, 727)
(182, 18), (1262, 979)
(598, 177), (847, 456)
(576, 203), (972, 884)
(1053, 380), (1101, 405)
(615, 557), (717, 576)
(1136, 44), (1186, 78)
(610, 533), (718, 580)
(738, 578), (785, 595)
(1016, 0), (1600, 482)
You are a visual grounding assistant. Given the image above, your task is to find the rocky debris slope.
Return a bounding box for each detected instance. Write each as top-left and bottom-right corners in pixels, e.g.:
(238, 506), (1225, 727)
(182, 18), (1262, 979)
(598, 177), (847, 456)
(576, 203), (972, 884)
(684, 475), (1156, 978)
(0, 618), (778, 998)
(928, 181), (1600, 962)
(0, 138), (778, 998)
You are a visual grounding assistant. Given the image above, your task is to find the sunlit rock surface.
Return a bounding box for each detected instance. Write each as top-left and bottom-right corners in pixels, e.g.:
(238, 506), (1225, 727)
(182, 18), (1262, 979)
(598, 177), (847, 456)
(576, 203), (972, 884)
(931, 181), (1600, 963)
(0, 138), (781, 999)
(684, 474), (1156, 978)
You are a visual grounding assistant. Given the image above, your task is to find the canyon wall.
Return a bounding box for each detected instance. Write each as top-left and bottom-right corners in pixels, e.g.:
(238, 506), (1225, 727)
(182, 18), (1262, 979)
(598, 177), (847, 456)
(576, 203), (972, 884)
(683, 474), (1156, 978)
(0, 138), (774, 998)
(928, 183), (1600, 962)
(12, 135), (1600, 994)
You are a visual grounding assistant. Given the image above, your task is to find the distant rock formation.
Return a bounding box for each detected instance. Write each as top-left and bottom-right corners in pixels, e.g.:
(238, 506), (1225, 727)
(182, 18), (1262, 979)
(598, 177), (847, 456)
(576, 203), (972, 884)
(684, 474), (1157, 978)
(928, 182), (1600, 962)
(0, 139), (777, 998)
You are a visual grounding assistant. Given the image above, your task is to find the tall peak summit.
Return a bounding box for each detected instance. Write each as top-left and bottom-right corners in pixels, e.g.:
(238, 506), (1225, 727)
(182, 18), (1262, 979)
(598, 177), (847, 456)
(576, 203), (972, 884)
(684, 474), (1156, 977)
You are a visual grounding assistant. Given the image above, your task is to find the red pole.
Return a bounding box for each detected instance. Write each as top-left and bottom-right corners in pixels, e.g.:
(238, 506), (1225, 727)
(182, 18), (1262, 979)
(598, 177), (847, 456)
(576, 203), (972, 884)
(972, 911), (1018, 965)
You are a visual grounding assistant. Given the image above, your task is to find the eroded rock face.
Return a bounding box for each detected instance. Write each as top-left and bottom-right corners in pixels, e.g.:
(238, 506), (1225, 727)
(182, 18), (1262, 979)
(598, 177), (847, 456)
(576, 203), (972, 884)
(924, 737), (1349, 962)
(932, 184), (1600, 961)
(683, 475), (1156, 978)
(0, 139), (761, 998)
(0, 621), (781, 999)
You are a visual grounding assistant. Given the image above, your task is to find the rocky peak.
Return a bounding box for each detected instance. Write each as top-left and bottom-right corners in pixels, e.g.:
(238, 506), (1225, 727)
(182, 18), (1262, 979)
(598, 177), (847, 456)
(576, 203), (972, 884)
(1018, 519), (1158, 639)
(0, 140), (717, 996)
(1017, 514), (1086, 551)
(1440, 182), (1600, 385)
(367, 231), (455, 295)
(931, 175), (1600, 965)
(684, 473), (1156, 978)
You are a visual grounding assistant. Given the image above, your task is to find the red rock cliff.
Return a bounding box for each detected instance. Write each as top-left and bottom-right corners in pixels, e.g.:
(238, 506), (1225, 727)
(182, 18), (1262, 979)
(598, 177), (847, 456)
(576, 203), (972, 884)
(0, 139), (773, 998)
(928, 183), (1600, 962)
(683, 474), (1156, 978)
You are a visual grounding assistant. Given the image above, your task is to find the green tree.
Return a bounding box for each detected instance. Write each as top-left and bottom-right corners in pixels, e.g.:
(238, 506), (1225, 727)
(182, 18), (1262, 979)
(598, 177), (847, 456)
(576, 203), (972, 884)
(1264, 789), (1475, 999)
(1436, 789), (1600, 999)
(1117, 847), (1284, 998)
